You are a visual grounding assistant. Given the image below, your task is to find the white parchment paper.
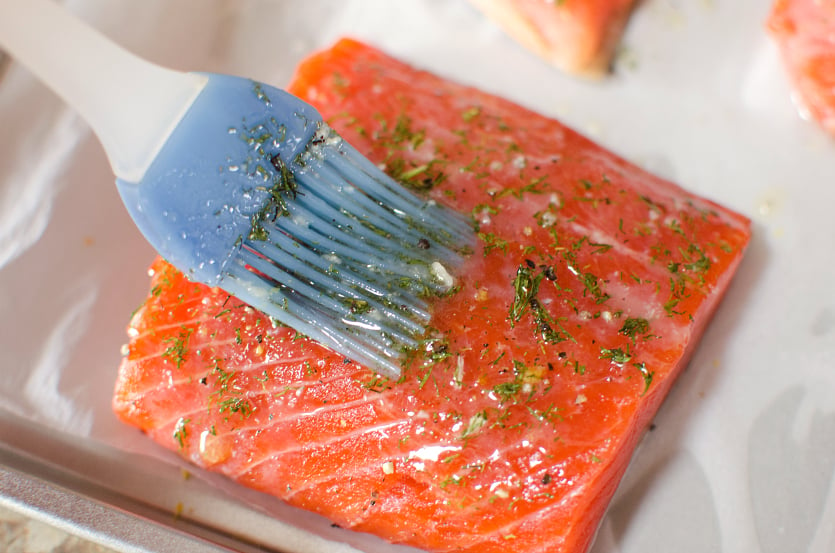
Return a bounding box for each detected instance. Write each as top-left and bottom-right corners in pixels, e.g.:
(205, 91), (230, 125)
(1, 1), (834, 552)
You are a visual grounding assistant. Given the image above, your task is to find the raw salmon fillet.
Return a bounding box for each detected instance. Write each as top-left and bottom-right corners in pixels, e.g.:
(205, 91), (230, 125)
(113, 39), (750, 553)
(468, 0), (638, 76)
(768, 0), (835, 136)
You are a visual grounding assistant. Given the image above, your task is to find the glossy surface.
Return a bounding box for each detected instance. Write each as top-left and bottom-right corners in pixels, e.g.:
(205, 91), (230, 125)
(113, 40), (749, 552)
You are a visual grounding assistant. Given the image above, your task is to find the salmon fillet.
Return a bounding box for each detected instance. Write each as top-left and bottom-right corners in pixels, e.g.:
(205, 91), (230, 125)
(768, 0), (835, 136)
(468, 0), (638, 76)
(113, 39), (751, 553)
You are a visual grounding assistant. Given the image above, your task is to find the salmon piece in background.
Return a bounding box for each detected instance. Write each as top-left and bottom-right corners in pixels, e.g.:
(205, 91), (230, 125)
(113, 39), (750, 553)
(768, 0), (835, 136)
(468, 0), (638, 76)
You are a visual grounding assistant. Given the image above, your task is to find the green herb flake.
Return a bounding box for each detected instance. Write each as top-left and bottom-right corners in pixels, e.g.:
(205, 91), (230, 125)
(388, 113), (425, 148)
(634, 361), (655, 395)
(496, 178), (548, 201)
(386, 157), (447, 191)
(580, 272), (611, 304)
(418, 365), (435, 390)
(207, 359), (254, 421)
(599, 347), (632, 364)
(489, 351), (507, 365)
(346, 298), (372, 315)
(509, 265), (543, 324)
(508, 264), (574, 344)
(667, 219), (686, 237)
(162, 327), (193, 370)
(471, 203), (500, 226)
(663, 296), (683, 317)
(682, 244), (712, 274)
(461, 411), (488, 439)
(492, 381), (522, 403)
(478, 232), (509, 255)
(217, 396), (253, 418)
(639, 195), (665, 214)
(530, 300), (573, 344)
(439, 475), (463, 489)
(361, 373), (391, 393)
(589, 242), (613, 254)
(332, 71), (349, 89)
(173, 417), (190, 449)
(462, 106), (481, 122)
(248, 154), (299, 241)
(253, 82), (271, 105)
(619, 317), (650, 341)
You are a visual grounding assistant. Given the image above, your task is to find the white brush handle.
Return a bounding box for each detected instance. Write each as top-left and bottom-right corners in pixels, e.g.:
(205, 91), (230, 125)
(0, 0), (207, 182)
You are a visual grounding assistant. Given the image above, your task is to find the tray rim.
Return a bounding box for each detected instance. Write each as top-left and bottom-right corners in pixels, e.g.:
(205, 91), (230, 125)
(0, 409), (290, 553)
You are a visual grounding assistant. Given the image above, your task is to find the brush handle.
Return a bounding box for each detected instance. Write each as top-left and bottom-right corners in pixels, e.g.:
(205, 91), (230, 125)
(0, 0), (207, 182)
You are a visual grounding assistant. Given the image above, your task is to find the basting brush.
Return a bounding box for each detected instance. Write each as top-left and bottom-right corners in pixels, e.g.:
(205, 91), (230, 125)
(0, 0), (474, 377)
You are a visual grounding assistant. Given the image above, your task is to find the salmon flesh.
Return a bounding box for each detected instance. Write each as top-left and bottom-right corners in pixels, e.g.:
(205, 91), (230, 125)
(468, 0), (638, 76)
(113, 39), (751, 553)
(768, 0), (835, 136)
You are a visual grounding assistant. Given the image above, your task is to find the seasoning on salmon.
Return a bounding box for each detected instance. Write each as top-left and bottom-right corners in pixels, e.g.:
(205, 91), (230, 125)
(113, 39), (751, 553)
(468, 0), (639, 76)
(768, 0), (835, 136)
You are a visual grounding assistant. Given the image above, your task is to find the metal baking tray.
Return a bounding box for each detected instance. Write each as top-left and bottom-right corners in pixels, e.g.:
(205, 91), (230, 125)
(1, 1), (834, 552)
(0, 412), (269, 553)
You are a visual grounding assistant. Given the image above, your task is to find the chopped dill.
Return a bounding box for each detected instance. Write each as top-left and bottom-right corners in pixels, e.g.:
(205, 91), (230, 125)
(619, 317), (650, 342)
(599, 347), (632, 364)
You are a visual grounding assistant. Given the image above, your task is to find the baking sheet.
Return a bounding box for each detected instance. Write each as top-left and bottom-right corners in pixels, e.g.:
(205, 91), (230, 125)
(1, 1), (834, 552)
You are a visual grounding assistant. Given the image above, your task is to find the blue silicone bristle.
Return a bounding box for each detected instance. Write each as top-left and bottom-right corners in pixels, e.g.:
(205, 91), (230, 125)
(116, 74), (474, 377)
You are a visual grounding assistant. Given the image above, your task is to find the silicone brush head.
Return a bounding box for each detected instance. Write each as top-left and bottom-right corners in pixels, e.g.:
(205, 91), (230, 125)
(116, 74), (474, 377)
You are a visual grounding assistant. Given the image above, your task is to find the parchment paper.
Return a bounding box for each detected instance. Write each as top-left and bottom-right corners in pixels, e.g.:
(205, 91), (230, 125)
(1, 1), (834, 552)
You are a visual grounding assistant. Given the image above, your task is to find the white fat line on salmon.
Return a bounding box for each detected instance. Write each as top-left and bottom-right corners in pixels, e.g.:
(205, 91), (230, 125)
(281, 450), (416, 502)
(231, 419), (410, 478)
(127, 316), (214, 340)
(473, 474), (590, 546)
(125, 348), (323, 396)
(151, 385), (396, 438)
(562, 218), (692, 283)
